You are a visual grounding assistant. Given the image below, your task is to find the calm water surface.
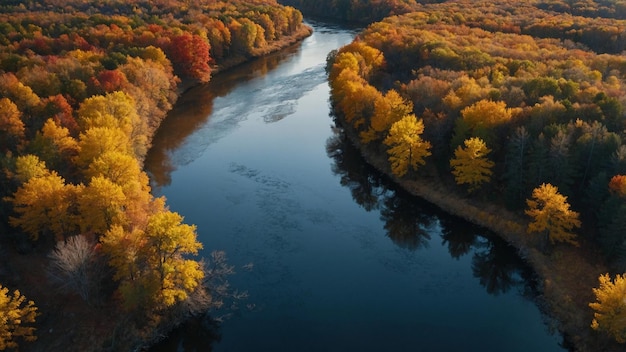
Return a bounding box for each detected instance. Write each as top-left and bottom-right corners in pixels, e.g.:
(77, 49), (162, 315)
(145, 21), (565, 352)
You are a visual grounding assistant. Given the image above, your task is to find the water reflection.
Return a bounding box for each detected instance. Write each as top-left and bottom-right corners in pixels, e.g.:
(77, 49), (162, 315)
(380, 193), (434, 250)
(326, 123), (538, 297)
(150, 315), (220, 352)
(471, 237), (531, 296)
(439, 217), (478, 259)
(145, 43), (303, 187)
(325, 130), (384, 212)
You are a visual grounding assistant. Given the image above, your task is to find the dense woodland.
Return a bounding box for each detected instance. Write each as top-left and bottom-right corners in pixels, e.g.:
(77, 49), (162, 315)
(0, 0), (308, 350)
(5, 0), (626, 350)
(325, 0), (626, 347)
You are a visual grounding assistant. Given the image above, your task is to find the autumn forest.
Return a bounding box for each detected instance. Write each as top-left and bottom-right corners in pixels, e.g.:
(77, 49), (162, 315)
(323, 0), (626, 349)
(0, 0), (309, 350)
(3, 0), (626, 351)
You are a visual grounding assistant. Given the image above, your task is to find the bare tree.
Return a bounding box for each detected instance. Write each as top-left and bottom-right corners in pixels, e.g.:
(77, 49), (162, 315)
(47, 235), (107, 304)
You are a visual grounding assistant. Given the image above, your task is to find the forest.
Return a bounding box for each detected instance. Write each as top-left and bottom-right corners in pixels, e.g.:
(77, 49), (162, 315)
(0, 0), (308, 350)
(324, 0), (626, 349)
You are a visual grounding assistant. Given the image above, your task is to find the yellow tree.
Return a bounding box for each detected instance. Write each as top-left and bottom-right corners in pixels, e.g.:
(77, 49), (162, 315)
(329, 51), (360, 82)
(330, 68), (380, 129)
(75, 127), (132, 169)
(361, 89), (414, 143)
(101, 225), (153, 310)
(85, 151), (140, 185)
(452, 99), (513, 148)
(590, 273), (626, 343)
(40, 119), (78, 156)
(330, 42), (384, 82)
(0, 285), (38, 350)
(78, 176), (127, 234)
(9, 171), (81, 241)
(384, 114), (432, 177)
(0, 98), (25, 151)
(13, 155), (49, 183)
(85, 151), (155, 228)
(144, 210), (204, 307)
(33, 119), (79, 173)
(525, 183), (581, 246)
(77, 91), (148, 158)
(101, 209), (204, 310)
(450, 137), (495, 192)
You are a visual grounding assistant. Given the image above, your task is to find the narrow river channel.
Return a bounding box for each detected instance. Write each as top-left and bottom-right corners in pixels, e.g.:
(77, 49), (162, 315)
(145, 21), (565, 352)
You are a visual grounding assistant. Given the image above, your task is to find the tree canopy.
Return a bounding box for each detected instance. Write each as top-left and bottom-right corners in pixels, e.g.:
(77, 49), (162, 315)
(450, 137), (494, 192)
(0, 285), (38, 351)
(590, 273), (626, 343)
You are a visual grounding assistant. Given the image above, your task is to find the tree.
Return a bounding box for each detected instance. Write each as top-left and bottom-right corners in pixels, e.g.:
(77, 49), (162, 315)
(100, 225), (151, 310)
(13, 154), (49, 183)
(0, 98), (25, 151)
(450, 137), (495, 192)
(590, 273), (626, 343)
(96, 69), (128, 93)
(32, 119), (79, 174)
(9, 172), (80, 241)
(369, 89), (413, 134)
(383, 114), (432, 177)
(39, 94), (77, 135)
(0, 73), (40, 113)
(0, 285), (38, 350)
(102, 210), (204, 310)
(452, 99), (513, 148)
(167, 32), (211, 83)
(47, 235), (106, 303)
(609, 175), (626, 197)
(78, 176), (127, 234)
(144, 211), (204, 307)
(77, 91), (148, 159)
(230, 18), (256, 56)
(525, 183), (581, 246)
(86, 151), (142, 186)
(75, 127), (132, 169)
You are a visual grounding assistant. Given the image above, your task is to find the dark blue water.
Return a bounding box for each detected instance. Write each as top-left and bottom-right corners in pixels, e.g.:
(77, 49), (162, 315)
(145, 21), (565, 352)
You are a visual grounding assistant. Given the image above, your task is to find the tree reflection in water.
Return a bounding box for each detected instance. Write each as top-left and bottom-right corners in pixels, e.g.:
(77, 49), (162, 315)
(439, 216), (477, 259)
(150, 315), (221, 352)
(325, 128), (385, 212)
(326, 124), (538, 297)
(471, 237), (535, 296)
(380, 192), (433, 250)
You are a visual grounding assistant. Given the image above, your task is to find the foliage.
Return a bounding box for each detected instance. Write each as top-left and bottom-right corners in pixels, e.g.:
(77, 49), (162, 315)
(383, 115), (432, 177)
(0, 285), (38, 350)
(101, 210), (204, 310)
(450, 137), (494, 192)
(590, 273), (626, 343)
(327, 0), (626, 269)
(0, 0), (307, 342)
(525, 183), (581, 245)
(8, 171), (79, 241)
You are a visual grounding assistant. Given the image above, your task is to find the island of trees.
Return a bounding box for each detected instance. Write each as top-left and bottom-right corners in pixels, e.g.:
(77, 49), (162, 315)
(321, 0), (626, 350)
(0, 0), (309, 350)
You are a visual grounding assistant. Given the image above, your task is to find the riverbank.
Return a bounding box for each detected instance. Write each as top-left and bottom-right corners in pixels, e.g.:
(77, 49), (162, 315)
(176, 25), (313, 95)
(335, 116), (617, 351)
(5, 25), (313, 352)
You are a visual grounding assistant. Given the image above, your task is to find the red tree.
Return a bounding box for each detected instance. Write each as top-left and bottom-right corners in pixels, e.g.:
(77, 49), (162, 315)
(96, 69), (129, 93)
(168, 33), (212, 83)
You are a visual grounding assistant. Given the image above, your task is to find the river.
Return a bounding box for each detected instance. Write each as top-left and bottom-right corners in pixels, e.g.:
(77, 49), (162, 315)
(144, 21), (566, 352)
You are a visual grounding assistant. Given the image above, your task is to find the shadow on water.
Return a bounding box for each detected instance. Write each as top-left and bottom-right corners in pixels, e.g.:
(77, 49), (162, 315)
(148, 315), (221, 352)
(150, 122), (558, 352)
(144, 43), (303, 188)
(325, 122), (548, 302)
